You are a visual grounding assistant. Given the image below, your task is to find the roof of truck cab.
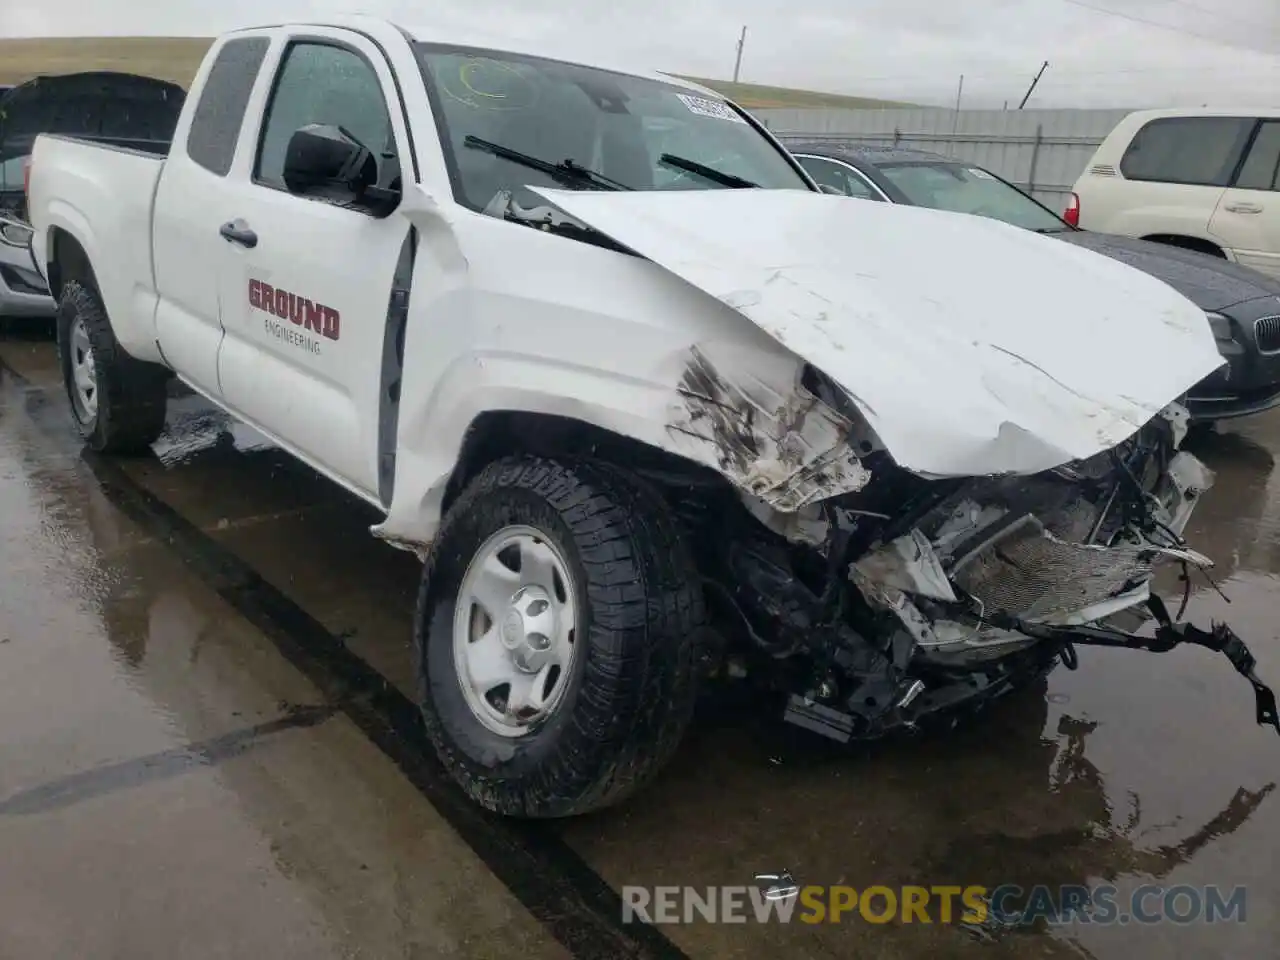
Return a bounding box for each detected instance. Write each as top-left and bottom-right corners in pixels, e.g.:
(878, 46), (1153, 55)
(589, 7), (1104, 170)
(225, 16), (727, 103)
(405, 29), (722, 99)
(1116, 106), (1280, 121)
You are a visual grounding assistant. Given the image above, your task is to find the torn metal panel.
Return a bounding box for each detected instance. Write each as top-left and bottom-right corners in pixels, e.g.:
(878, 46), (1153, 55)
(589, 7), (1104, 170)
(1162, 450), (1215, 536)
(526, 186), (1226, 478)
(668, 344), (872, 512)
(849, 529), (956, 602)
(849, 438), (1220, 653)
(738, 496), (831, 548)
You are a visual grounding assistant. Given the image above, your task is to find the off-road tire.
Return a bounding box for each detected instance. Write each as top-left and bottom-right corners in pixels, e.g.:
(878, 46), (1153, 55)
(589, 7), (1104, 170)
(57, 280), (169, 454)
(414, 455), (707, 818)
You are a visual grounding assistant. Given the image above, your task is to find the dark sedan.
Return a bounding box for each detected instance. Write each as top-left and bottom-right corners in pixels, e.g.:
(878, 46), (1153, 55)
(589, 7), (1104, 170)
(785, 140), (1280, 423)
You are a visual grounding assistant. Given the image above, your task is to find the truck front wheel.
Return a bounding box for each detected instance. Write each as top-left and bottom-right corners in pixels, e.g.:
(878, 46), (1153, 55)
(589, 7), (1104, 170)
(414, 455), (706, 817)
(56, 280), (169, 454)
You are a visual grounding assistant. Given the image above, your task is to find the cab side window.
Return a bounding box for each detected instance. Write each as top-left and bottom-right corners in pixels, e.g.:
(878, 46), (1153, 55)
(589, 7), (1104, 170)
(1235, 121), (1280, 192)
(1119, 117), (1254, 187)
(255, 42), (394, 195)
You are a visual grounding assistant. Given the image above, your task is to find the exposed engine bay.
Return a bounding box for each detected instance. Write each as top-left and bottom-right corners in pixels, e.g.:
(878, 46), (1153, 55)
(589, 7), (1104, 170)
(657, 383), (1280, 743)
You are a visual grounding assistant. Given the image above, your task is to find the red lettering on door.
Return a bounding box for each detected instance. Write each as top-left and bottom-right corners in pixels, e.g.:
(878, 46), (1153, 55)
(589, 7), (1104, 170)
(304, 300), (324, 335)
(322, 307), (340, 341)
(247, 279), (342, 342)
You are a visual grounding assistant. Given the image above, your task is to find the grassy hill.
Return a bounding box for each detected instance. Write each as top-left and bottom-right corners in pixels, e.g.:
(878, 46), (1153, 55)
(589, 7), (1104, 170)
(0, 37), (213, 87)
(0, 37), (910, 110)
(678, 76), (912, 110)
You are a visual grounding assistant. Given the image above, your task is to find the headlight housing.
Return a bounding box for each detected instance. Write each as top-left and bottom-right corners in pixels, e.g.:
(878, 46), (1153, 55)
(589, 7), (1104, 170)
(1205, 311), (1234, 342)
(0, 218), (33, 249)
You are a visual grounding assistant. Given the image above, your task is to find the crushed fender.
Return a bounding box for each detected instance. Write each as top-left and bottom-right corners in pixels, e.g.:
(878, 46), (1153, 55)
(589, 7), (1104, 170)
(668, 345), (872, 512)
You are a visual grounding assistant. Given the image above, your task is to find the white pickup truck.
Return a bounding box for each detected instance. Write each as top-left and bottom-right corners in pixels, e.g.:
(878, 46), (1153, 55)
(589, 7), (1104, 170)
(24, 16), (1279, 818)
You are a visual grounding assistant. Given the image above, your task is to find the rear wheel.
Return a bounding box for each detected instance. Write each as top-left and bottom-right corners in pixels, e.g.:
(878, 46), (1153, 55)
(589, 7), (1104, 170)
(414, 455), (706, 817)
(57, 280), (169, 454)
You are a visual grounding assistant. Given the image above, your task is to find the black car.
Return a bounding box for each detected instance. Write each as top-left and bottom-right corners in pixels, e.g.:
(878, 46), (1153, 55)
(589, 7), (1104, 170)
(785, 140), (1280, 424)
(0, 72), (185, 318)
(0, 71), (185, 220)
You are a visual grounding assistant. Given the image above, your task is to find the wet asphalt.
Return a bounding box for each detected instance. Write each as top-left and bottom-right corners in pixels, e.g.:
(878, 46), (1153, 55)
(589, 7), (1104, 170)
(2, 324), (1279, 959)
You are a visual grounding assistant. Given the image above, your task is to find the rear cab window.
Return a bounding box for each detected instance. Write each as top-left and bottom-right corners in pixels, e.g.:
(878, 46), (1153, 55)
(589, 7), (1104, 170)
(1119, 116), (1255, 187)
(411, 44), (810, 211)
(185, 36), (271, 176)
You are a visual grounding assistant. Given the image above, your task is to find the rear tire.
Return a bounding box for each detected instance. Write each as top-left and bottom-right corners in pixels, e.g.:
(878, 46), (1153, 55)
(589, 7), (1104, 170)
(414, 455), (707, 818)
(56, 280), (169, 454)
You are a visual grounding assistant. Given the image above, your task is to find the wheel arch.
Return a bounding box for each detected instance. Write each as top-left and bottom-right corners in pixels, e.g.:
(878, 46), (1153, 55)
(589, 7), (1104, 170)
(1140, 233), (1227, 258)
(46, 226), (99, 301)
(441, 410), (731, 516)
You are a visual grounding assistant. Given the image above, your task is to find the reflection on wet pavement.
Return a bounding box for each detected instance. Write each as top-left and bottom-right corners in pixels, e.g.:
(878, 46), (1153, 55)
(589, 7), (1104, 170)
(0, 349), (570, 960)
(4, 333), (1280, 959)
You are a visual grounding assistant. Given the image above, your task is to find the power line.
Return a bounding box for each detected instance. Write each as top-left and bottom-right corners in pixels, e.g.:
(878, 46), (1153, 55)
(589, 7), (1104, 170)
(1057, 0), (1279, 52)
(1148, 0), (1280, 33)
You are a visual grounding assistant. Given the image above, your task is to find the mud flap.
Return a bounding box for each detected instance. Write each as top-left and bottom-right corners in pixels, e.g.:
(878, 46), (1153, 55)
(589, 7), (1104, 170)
(1009, 595), (1280, 736)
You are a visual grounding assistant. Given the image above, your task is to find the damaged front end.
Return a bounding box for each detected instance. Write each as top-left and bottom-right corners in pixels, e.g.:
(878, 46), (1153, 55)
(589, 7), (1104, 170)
(682, 378), (1279, 744)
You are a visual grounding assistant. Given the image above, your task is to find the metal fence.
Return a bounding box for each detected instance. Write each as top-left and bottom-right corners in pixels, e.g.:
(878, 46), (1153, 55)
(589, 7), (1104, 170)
(752, 106), (1134, 211)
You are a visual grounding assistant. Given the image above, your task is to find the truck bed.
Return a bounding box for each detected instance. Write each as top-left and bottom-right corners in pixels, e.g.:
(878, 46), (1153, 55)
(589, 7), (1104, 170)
(27, 134), (168, 357)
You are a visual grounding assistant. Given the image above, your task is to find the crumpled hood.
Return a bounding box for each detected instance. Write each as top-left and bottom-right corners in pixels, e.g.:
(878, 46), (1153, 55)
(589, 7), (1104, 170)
(1052, 229), (1280, 311)
(529, 187), (1225, 477)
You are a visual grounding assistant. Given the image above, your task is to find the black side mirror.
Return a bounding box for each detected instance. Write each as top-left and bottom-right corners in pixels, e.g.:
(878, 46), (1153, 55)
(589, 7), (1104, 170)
(283, 124), (370, 193)
(282, 123), (400, 216)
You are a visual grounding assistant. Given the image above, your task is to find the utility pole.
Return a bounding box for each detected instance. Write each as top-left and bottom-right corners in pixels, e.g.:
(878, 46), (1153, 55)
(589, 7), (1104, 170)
(949, 74), (964, 156)
(1019, 60), (1049, 109)
(733, 26), (747, 82)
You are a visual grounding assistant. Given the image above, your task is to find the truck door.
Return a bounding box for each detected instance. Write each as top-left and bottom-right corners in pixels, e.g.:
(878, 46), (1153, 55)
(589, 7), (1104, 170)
(1209, 119), (1280, 280)
(152, 35), (272, 397)
(215, 34), (412, 500)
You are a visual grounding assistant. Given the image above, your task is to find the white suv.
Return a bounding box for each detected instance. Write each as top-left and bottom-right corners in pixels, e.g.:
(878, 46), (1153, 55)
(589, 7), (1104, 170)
(1068, 108), (1280, 280)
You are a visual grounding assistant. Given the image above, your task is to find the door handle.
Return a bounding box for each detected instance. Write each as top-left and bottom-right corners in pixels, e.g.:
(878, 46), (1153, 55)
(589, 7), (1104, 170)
(219, 220), (258, 248)
(1224, 202), (1263, 214)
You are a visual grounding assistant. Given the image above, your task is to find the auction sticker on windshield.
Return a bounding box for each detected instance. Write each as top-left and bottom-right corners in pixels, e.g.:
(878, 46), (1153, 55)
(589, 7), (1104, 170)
(676, 93), (747, 123)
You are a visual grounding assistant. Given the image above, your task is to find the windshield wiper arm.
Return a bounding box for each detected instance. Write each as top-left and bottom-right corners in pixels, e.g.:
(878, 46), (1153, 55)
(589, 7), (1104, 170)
(464, 136), (631, 191)
(659, 153), (758, 189)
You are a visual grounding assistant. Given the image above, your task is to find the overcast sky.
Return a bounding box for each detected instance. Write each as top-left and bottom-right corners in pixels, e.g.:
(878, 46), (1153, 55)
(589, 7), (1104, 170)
(3, 0), (1279, 108)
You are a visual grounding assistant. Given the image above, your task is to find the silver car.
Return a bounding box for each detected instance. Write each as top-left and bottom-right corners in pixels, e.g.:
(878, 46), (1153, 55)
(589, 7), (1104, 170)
(0, 228), (54, 320)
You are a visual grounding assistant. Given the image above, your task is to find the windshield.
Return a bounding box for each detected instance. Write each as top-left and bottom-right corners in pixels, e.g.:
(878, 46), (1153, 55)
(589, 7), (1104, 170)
(877, 162), (1067, 232)
(413, 44), (811, 209)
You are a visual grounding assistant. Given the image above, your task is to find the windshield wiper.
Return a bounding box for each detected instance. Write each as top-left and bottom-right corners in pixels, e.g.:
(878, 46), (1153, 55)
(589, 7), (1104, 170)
(464, 136), (631, 191)
(658, 153), (758, 189)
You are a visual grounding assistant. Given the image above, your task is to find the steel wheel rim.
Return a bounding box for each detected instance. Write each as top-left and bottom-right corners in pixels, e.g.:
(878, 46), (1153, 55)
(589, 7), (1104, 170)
(68, 315), (98, 422)
(452, 524), (579, 737)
